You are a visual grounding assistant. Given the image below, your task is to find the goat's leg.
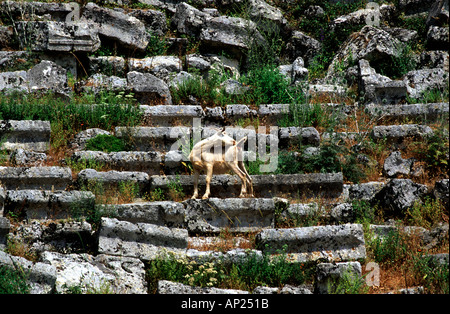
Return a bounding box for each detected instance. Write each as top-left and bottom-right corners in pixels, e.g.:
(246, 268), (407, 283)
(192, 169), (199, 199)
(228, 163), (248, 198)
(202, 164), (213, 199)
(239, 160), (254, 197)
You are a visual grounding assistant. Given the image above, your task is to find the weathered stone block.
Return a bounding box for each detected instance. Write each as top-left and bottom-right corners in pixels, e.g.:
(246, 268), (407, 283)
(72, 150), (162, 173)
(0, 166), (72, 190)
(0, 120), (51, 152)
(183, 198), (281, 233)
(255, 224), (367, 262)
(98, 201), (186, 227)
(77, 169), (150, 193)
(98, 217), (188, 261)
(0, 250), (56, 294)
(4, 190), (95, 220)
(82, 2), (148, 51)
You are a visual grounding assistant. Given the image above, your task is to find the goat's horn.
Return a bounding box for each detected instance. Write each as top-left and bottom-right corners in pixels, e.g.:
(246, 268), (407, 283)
(236, 137), (247, 146)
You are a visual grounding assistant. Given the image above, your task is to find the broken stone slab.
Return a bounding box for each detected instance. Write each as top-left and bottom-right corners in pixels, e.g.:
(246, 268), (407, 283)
(247, 0), (288, 27)
(71, 150), (162, 173)
(81, 2), (148, 51)
(10, 149), (47, 166)
(279, 126), (321, 147)
(225, 104), (258, 119)
(4, 190), (95, 220)
(98, 201), (186, 227)
(308, 84), (347, 99)
(158, 280), (249, 294)
(88, 56), (126, 77)
(15, 21), (101, 53)
(258, 104), (290, 124)
(383, 151), (415, 177)
(128, 56), (182, 75)
(280, 202), (325, 221)
(0, 166), (72, 190)
(41, 251), (147, 294)
(128, 7), (168, 37)
(81, 74), (127, 94)
(327, 25), (402, 78)
(346, 182), (385, 201)
(127, 71), (172, 105)
(0, 1), (74, 22)
(97, 217), (188, 261)
(403, 68), (448, 100)
(255, 223), (366, 263)
(76, 169), (150, 194)
(183, 198), (283, 234)
(374, 178), (428, 213)
(0, 120), (51, 152)
(199, 15), (267, 58)
(358, 59), (407, 104)
(140, 105), (204, 126)
(0, 70), (28, 93)
(285, 30), (322, 66)
(371, 124), (434, 141)
(8, 219), (95, 254)
(0, 60), (69, 95)
(115, 126), (191, 151)
(26, 60), (70, 95)
(315, 262), (362, 294)
(171, 2), (211, 38)
(331, 4), (395, 32)
(150, 173), (343, 199)
(0, 250), (57, 294)
(365, 102), (449, 120)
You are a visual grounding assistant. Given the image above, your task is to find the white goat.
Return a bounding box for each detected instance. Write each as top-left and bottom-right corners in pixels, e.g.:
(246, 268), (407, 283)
(189, 129), (254, 199)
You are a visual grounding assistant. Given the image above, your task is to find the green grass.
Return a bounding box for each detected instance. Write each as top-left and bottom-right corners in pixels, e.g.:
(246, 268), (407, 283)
(0, 91), (142, 151)
(147, 251), (316, 293)
(0, 265), (30, 294)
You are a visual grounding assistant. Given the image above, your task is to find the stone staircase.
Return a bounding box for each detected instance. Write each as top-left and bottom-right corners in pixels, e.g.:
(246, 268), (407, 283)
(0, 98), (448, 294)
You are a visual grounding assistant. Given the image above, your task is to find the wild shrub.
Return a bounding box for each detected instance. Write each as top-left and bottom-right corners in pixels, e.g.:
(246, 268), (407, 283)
(0, 266), (30, 294)
(407, 197), (448, 229)
(413, 254), (449, 294)
(85, 134), (127, 153)
(370, 229), (408, 265)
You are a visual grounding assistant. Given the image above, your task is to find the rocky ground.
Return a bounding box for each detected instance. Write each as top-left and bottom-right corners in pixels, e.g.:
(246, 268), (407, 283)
(0, 0), (449, 294)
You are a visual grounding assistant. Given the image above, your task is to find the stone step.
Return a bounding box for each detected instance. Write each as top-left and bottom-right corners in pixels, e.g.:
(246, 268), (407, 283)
(71, 150), (162, 174)
(4, 190), (95, 220)
(98, 201), (185, 227)
(97, 217), (188, 261)
(98, 198), (283, 233)
(0, 166), (72, 190)
(0, 120), (51, 152)
(366, 102), (449, 121)
(370, 124), (434, 141)
(76, 169), (149, 193)
(150, 173), (343, 199)
(115, 125), (319, 152)
(255, 224), (366, 263)
(183, 198), (282, 234)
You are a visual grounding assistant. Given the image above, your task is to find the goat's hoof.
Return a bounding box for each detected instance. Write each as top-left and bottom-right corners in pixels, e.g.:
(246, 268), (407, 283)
(191, 195), (197, 199)
(201, 195), (209, 200)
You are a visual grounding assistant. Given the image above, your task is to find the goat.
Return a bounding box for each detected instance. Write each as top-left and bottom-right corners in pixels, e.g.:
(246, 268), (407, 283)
(189, 129), (254, 199)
